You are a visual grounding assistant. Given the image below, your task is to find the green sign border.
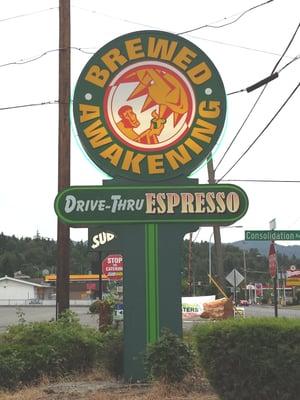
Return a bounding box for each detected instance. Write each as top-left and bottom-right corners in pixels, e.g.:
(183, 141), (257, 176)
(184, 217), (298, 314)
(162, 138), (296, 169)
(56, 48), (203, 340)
(54, 184), (248, 226)
(73, 30), (227, 182)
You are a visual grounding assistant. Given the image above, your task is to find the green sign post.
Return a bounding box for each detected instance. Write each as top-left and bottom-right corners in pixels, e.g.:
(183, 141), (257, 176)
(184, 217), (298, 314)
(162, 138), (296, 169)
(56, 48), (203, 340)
(55, 30), (248, 381)
(245, 230), (300, 241)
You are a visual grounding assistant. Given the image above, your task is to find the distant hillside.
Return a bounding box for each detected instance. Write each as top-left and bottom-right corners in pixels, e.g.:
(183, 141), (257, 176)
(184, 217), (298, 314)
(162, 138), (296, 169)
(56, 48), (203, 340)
(233, 240), (300, 258)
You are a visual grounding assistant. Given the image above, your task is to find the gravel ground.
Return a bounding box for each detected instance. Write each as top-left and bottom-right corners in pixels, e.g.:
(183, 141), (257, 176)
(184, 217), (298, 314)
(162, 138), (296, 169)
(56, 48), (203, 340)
(0, 375), (219, 400)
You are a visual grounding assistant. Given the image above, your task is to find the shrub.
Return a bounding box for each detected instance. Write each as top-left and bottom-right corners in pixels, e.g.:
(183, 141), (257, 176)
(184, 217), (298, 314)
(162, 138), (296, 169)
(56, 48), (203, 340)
(89, 299), (115, 331)
(144, 329), (195, 383)
(0, 310), (121, 388)
(98, 329), (123, 377)
(193, 318), (300, 400)
(0, 344), (24, 389)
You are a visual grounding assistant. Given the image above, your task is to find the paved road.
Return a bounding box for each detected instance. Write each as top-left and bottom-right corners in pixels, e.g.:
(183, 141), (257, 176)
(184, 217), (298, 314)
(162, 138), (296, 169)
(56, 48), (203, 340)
(244, 304), (300, 318)
(0, 306), (98, 332)
(0, 305), (299, 332)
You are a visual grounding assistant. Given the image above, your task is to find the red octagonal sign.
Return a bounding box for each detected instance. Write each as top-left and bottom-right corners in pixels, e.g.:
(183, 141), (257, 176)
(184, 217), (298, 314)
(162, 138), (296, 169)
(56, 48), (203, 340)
(102, 254), (123, 275)
(268, 242), (277, 278)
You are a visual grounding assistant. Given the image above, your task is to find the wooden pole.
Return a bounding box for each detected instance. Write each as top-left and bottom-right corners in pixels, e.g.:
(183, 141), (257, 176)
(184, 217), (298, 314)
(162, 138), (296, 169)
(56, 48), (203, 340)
(207, 155), (225, 286)
(188, 232), (192, 296)
(56, 0), (71, 317)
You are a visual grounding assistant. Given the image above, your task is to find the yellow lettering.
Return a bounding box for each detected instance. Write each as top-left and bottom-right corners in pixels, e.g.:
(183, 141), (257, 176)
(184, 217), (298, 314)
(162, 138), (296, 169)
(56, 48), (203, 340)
(187, 62), (212, 85)
(83, 119), (112, 148)
(147, 37), (178, 60)
(191, 119), (217, 144)
(79, 104), (100, 123)
(101, 48), (127, 72)
(165, 145), (192, 170)
(85, 65), (110, 88)
(147, 154), (165, 174)
(121, 151), (145, 174)
(125, 38), (145, 60)
(173, 46), (196, 71)
(100, 144), (123, 166)
(199, 101), (221, 119)
(184, 138), (203, 155)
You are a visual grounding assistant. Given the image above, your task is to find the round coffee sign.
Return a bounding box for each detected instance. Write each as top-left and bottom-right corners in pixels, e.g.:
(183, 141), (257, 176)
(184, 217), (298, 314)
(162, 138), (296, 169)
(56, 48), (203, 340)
(73, 30), (227, 181)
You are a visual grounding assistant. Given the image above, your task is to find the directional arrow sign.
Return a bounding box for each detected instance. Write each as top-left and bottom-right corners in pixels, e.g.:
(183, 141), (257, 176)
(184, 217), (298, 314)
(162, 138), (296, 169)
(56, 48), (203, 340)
(226, 269), (244, 287)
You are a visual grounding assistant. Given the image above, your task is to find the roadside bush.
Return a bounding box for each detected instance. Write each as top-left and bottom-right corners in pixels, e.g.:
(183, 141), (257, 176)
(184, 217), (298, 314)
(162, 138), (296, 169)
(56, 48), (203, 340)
(144, 329), (195, 383)
(89, 299), (115, 331)
(0, 344), (24, 389)
(98, 329), (123, 377)
(193, 318), (300, 400)
(0, 310), (123, 389)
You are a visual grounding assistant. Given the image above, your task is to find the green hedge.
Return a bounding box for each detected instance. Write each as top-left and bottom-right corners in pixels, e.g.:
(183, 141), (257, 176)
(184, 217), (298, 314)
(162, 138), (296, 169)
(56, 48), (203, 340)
(0, 311), (123, 389)
(193, 318), (300, 400)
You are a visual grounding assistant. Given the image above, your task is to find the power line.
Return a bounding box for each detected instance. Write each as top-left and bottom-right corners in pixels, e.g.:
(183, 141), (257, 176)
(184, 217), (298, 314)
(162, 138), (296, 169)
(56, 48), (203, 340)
(72, 3), (290, 59)
(0, 7), (58, 23)
(220, 179), (300, 183)
(0, 101), (58, 111)
(278, 54), (300, 73)
(0, 47), (95, 69)
(1, 6), (295, 70)
(272, 22), (300, 71)
(216, 82), (300, 182)
(214, 21), (300, 173)
(177, 0), (274, 35)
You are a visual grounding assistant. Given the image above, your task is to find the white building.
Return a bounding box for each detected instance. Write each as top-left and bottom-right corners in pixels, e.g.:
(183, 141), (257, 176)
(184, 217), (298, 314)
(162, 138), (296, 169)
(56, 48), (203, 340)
(0, 276), (53, 305)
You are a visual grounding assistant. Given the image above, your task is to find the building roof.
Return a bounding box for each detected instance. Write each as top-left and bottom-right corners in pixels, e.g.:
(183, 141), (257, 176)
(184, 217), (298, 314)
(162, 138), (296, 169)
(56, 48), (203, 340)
(0, 275), (48, 288)
(44, 274), (122, 282)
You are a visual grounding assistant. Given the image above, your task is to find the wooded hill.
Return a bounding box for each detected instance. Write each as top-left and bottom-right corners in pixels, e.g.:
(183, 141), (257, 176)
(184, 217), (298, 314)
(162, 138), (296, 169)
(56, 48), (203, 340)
(1, 233), (299, 294)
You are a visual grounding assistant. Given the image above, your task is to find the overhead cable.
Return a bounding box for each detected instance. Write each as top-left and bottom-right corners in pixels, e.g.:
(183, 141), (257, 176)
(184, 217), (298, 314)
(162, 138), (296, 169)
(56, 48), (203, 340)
(0, 47), (95, 69)
(177, 0), (274, 35)
(0, 100), (59, 111)
(216, 82), (300, 182)
(220, 179), (300, 183)
(0, 7), (58, 23)
(214, 21), (300, 172)
(72, 3), (286, 58)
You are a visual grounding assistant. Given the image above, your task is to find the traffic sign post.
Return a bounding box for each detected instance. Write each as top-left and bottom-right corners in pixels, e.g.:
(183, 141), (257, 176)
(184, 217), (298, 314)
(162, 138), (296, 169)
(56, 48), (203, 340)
(226, 269), (244, 304)
(268, 241), (278, 317)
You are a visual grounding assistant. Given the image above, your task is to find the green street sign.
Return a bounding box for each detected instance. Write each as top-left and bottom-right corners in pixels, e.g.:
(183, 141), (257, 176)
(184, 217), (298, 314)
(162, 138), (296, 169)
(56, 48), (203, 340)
(55, 183), (248, 226)
(245, 230), (300, 241)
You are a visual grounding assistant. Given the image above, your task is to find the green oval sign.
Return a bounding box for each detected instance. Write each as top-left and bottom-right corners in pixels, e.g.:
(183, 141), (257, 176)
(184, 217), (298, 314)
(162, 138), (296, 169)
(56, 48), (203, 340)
(73, 30), (227, 181)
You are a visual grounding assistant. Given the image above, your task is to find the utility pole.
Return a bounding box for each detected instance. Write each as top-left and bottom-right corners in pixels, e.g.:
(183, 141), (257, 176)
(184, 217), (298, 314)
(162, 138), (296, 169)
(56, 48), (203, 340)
(207, 155), (225, 286)
(243, 249), (247, 300)
(56, 0), (71, 317)
(188, 232), (192, 296)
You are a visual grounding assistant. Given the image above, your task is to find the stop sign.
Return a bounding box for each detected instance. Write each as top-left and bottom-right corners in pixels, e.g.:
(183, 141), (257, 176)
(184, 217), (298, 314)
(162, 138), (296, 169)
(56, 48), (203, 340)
(102, 254), (123, 275)
(268, 242), (277, 278)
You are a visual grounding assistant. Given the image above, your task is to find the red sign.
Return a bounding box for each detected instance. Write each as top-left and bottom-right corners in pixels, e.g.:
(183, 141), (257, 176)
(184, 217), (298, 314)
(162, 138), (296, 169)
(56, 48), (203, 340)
(255, 283), (263, 297)
(268, 242), (277, 278)
(102, 254), (123, 276)
(86, 283), (96, 290)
